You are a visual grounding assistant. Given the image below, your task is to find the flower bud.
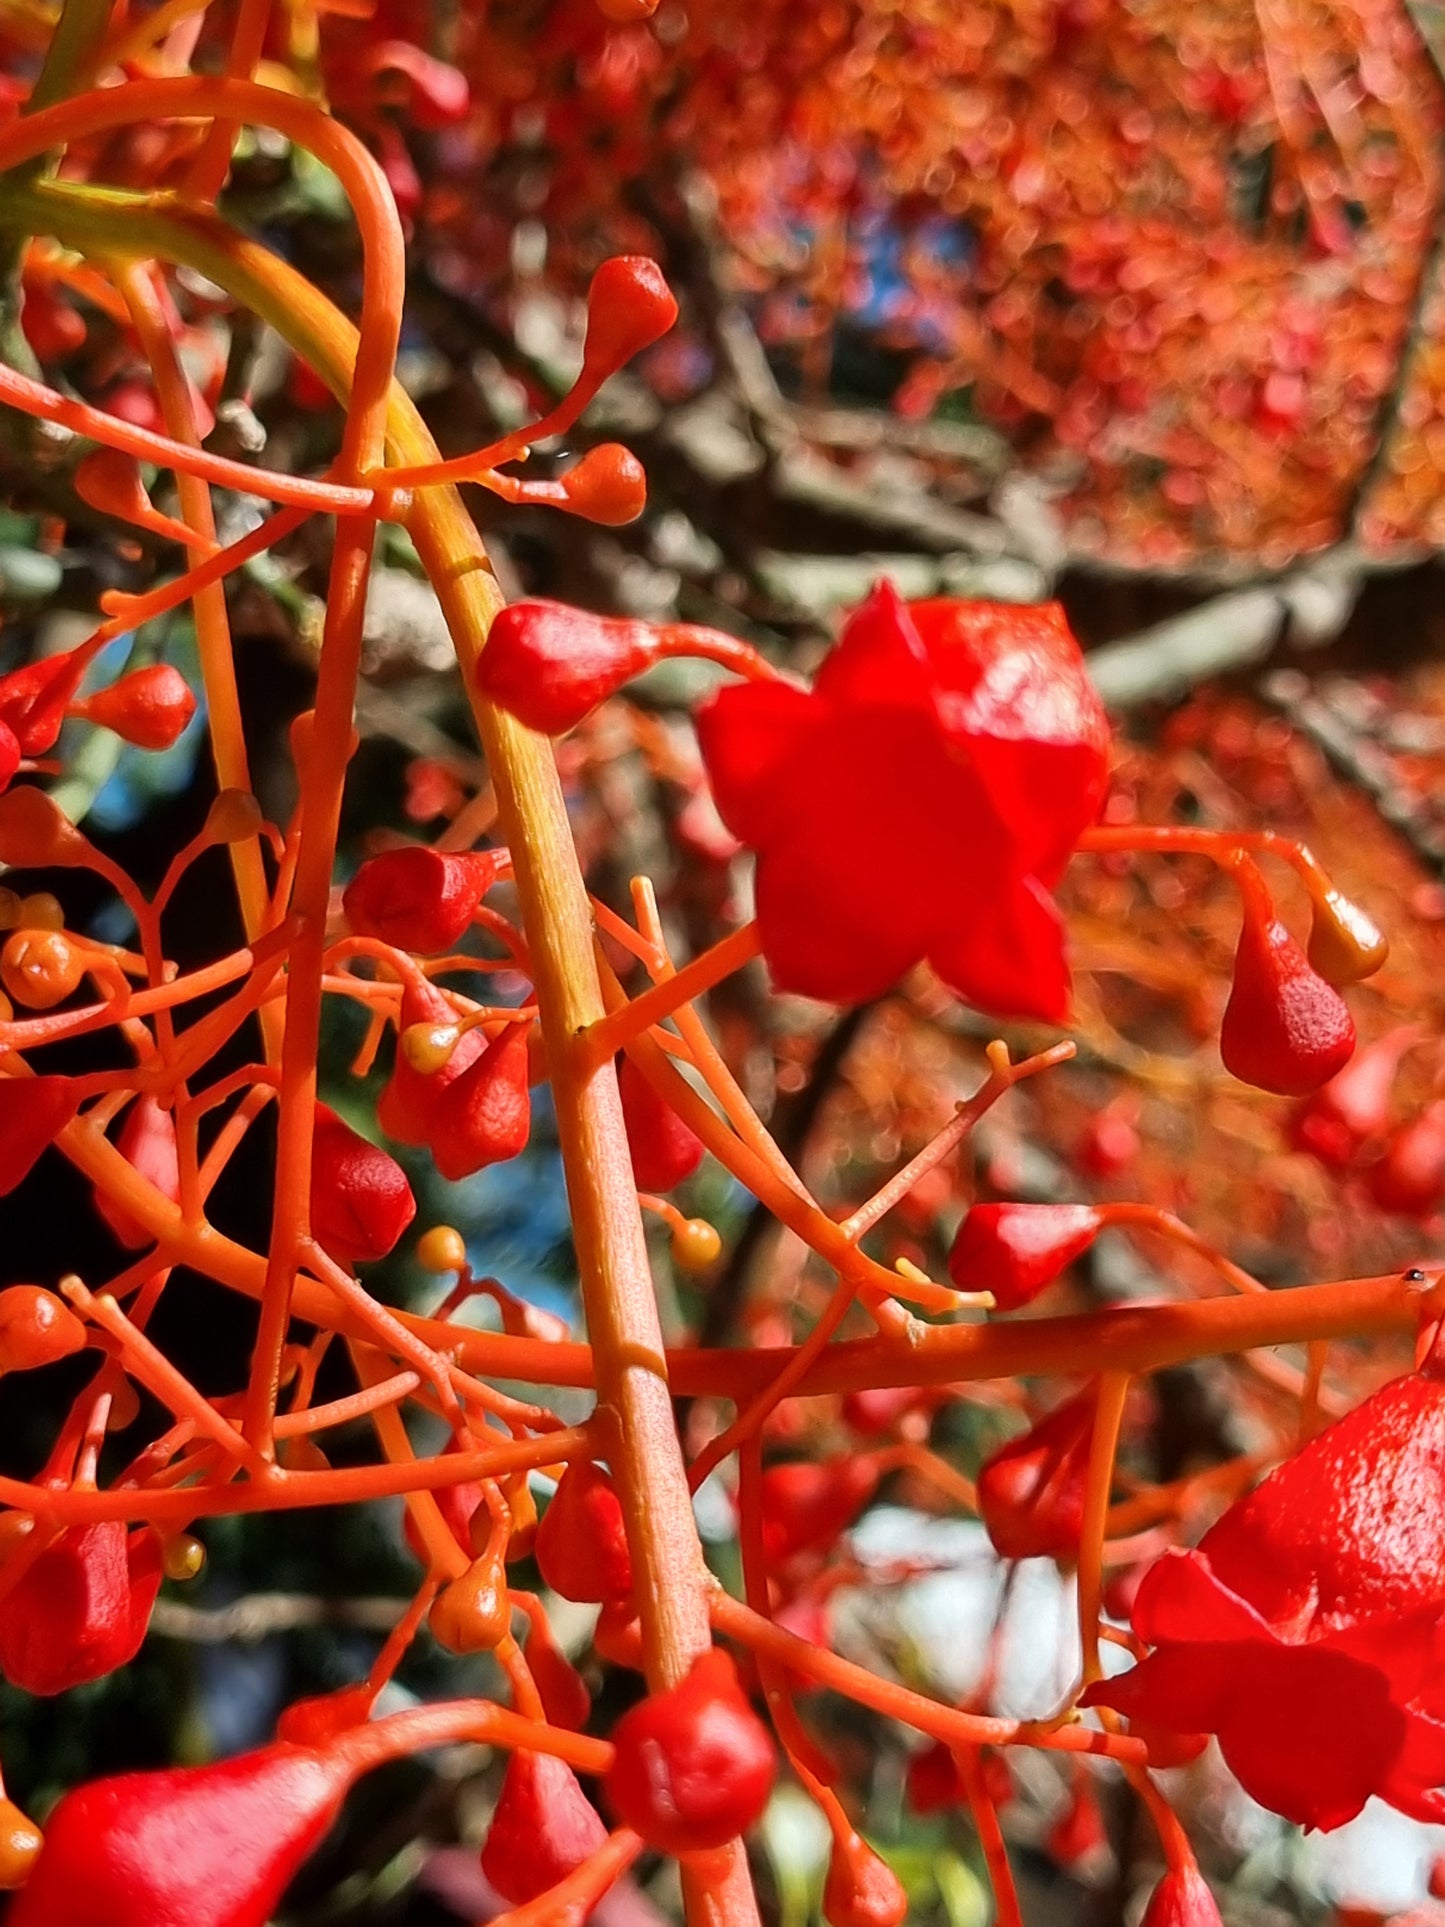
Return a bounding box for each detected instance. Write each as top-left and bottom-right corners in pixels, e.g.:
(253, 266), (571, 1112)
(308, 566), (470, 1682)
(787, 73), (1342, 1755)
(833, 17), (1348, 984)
(1045, 1776), (1108, 1868)
(823, 1828), (908, 1927)
(0, 1076), (79, 1193)
(581, 257), (679, 384)
(0, 1797), (42, 1890)
(7, 1740), (354, 1927)
(275, 1684), (375, 1746)
(757, 1456), (879, 1564)
(161, 1533), (206, 1582)
(1370, 1101), (1445, 1218)
(904, 1741), (964, 1815)
(475, 600), (662, 734)
(557, 444), (647, 526)
(342, 846), (503, 954)
(310, 1103), (416, 1266)
(1, 929), (83, 1009)
(417, 1223), (467, 1273)
(1220, 907), (1355, 1096)
(0, 1284), (86, 1372)
(619, 1056), (704, 1193)
(0, 647), (92, 756)
(947, 1202), (1102, 1310)
(1289, 1025), (1418, 1169)
(604, 1648), (776, 1855)
(204, 789), (265, 844)
(978, 1388), (1096, 1563)
(0, 1523), (162, 1695)
(1307, 887), (1388, 986)
(73, 448), (186, 545)
(21, 277), (85, 360)
(481, 1750), (608, 1904)
(522, 1612), (592, 1730)
(672, 1215), (722, 1271)
(93, 1096), (181, 1248)
(377, 977), (483, 1147)
(0, 785), (90, 868)
(1139, 1863), (1225, 1927)
(535, 1461), (633, 1604)
(593, 1597), (643, 1669)
(77, 665), (196, 750)
(428, 1022), (532, 1180)
(428, 1545), (511, 1653)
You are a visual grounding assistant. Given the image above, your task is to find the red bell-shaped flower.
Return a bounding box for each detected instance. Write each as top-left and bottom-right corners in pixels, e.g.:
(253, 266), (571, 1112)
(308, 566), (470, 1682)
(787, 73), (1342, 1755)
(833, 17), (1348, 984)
(947, 1202), (1102, 1310)
(1139, 1864), (1225, 1927)
(534, 1460), (633, 1604)
(377, 976), (483, 1148)
(0, 1076), (79, 1195)
(581, 257), (679, 385)
(480, 1750), (608, 1904)
(604, 1648), (776, 1855)
(978, 1387), (1096, 1563)
(1220, 877), (1355, 1096)
(0, 1523), (162, 1695)
(757, 1456), (880, 1564)
(696, 584), (1109, 1016)
(0, 644), (93, 756)
(0, 1284), (86, 1372)
(342, 846), (503, 955)
(1370, 1101), (1445, 1218)
(7, 1740), (354, 1927)
(76, 665), (196, 751)
(1290, 1026), (1418, 1170)
(310, 1104), (416, 1266)
(476, 601), (662, 735)
(619, 1056), (704, 1193)
(93, 1095), (180, 1248)
(429, 1022), (532, 1180)
(822, 1827), (908, 1927)
(521, 1611), (593, 1731)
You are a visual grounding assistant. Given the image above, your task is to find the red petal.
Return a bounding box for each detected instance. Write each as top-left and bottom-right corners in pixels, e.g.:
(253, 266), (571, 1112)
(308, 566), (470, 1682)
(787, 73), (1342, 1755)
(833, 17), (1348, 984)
(927, 874), (1071, 1023)
(695, 680), (820, 849)
(1200, 1371), (1445, 1631)
(812, 579), (935, 713)
(1129, 1549), (1276, 1648)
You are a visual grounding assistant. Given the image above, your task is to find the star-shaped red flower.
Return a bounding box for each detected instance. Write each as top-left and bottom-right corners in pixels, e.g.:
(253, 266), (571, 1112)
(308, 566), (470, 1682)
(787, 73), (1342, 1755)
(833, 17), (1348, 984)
(1084, 1371), (1445, 1830)
(695, 582), (1109, 1017)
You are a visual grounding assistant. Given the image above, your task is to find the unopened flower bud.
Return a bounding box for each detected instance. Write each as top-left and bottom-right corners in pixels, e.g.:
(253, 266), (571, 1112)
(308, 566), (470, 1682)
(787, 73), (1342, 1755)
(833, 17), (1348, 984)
(0, 786), (89, 868)
(0, 1284), (86, 1372)
(476, 600), (663, 734)
(2, 929), (84, 1009)
(417, 1223), (467, 1273)
(1307, 887), (1388, 986)
(77, 665), (196, 750)
(556, 444), (647, 525)
(581, 257), (679, 384)
(204, 789), (265, 844)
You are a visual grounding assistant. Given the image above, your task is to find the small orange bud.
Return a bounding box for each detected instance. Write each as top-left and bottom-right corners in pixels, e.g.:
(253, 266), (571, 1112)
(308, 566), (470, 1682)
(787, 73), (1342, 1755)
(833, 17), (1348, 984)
(2, 929), (84, 1009)
(557, 444), (647, 525)
(417, 1224), (467, 1273)
(0, 1284), (86, 1372)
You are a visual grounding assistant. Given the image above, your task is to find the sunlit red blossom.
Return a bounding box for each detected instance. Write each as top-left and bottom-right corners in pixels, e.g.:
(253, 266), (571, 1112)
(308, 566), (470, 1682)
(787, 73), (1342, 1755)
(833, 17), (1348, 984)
(696, 583), (1109, 1017)
(481, 1750), (608, 1904)
(603, 1648), (776, 1854)
(8, 1740), (353, 1927)
(0, 1523), (163, 1696)
(947, 1201), (1102, 1309)
(92, 1095), (180, 1249)
(1086, 1370), (1445, 1828)
(977, 1387), (1096, 1562)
